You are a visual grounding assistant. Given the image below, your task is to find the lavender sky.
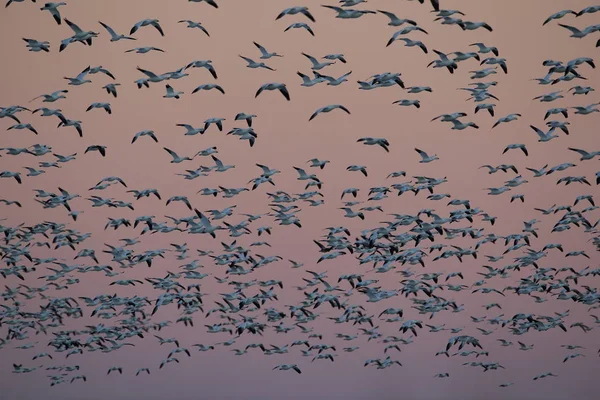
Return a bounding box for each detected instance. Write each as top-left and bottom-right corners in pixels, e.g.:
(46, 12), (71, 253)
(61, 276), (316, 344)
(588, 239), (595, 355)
(0, 1), (599, 399)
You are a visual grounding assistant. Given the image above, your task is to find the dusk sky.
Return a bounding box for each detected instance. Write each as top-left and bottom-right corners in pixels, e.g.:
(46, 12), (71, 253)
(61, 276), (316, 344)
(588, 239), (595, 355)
(0, 1), (599, 399)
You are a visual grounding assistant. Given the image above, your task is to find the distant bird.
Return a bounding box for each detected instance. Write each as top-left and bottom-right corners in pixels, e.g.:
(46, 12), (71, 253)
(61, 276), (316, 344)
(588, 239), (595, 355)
(22, 38), (50, 52)
(164, 84), (183, 99)
(284, 23), (315, 36)
(130, 19), (165, 36)
(40, 2), (67, 25)
(543, 10), (577, 25)
(253, 42), (283, 59)
(309, 104), (351, 121)
(415, 148), (439, 163)
(240, 56), (276, 71)
(492, 113), (521, 128)
(255, 83), (290, 101)
(99, 21), (136, 41)
(357, 137), (390, 152)
(132, 130), (158, 144)
(567, 148), (599, 161)
(276, 6), (315, 22)
(178, 20), (210, 36)
(503, 144), (528, 156)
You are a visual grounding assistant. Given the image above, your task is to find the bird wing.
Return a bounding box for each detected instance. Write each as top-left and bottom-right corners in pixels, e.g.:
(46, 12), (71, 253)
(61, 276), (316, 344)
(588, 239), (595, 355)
(99, 21), (117, 37)
(558, 24), (581, 34)
(302, 52), (319, 65)
(212, 155), (224, 167)
(378, 10), (399, 21)
(137, 66), (158, 78)
(415, 148), (428, 158)
(240, 55), (254, 64)
(294, 167), (307, 177)
(567, 147), (587, 156)
(253, 42), (268, 55)
(278, 86), (290, 101)
(163, 147), (178, 159)
(339, 105), (351, 114)
(65, 19), (83, 34)
(309, 108), (321, 121)
(529, 125), (545, 138)
(151, 21), (165, 36)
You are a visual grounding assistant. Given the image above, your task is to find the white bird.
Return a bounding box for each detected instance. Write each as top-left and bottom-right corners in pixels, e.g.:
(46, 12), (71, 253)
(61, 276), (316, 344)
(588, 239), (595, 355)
(470, 42), (499, 56)
(273, 364), (302, 374)
(357, 137), (390, 152)
(314, 71), (352, 86)
(276, 6), (315, 22)
(481, 57), (508, 73)
(253, 42), (283, 59)
(572, 103), (600, 115)
(377, 10), (417, 27)
(321, 5), (376, 19)
(163, 147), (194, 163)
(297, 72), (328, 87)
(0, 171), (22, 184)
(86, 102), (111, 114)
(126, 47), (165, 54)
(64, 66), (92, 85)
(541, 9), (577, 26)
(503, 143), (528, 156)
(309, 104), (351, 121)
(164, 84), (183, 99)
(346, 165), (368, 177)
(22, 38), (50, 52)
(307, 159), (330, 169)
(415, 148), (439, 163)
(235, 113), (257, 127)
(40, 2), (66, 25)
(8, 123), (38, 135)
(558, 23), (600, 38)
(192, 84), (225, 95)
(395, 38), (428, 53)
(293, 167), (321, 183)
(85, 145), (106, 157)
(185, 60), (218, 79)
(459, 21), (493, 32)
(451, 120), (479, 130)
(530, 125), (558, 142)
(427, 50), (458, 73)
(178, 20), (210, 36)
(130, 19), (165, 36)
(255, 83), (290, 101)
(239, 56), (275, 71)
(340, 207), (365, 220)
(99, 21), (136, 41)
(284, 22), (315, 36)
(60, 19), (99, 52)
(492, 113), (521, 128)
(431, 112), (467, 122)
(387, 26), (429, 47)
(567, 148), (600, 161)
(302, 53), (335, 70)
(132, 130), (158, 144)
(393, 99), (420, 108)
(211, 155), (235, 172)
(407, 86), (432, 93)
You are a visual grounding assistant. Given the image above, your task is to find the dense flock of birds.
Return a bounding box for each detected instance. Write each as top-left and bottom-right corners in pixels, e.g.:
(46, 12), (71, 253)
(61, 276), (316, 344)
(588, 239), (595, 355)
(1, 0), (600, 393)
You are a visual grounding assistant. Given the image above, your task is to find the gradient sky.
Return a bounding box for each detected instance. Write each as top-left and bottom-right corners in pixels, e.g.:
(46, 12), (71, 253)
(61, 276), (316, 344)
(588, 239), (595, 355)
(0, 1), (599, 399)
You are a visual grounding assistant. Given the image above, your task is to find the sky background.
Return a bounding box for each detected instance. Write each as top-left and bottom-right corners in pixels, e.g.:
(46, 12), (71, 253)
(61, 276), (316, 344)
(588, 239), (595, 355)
(0, 0), (599, 399)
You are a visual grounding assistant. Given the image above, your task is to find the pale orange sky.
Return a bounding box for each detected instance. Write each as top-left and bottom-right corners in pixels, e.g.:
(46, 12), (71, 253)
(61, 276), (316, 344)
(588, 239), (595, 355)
(0, 1), (599, 399)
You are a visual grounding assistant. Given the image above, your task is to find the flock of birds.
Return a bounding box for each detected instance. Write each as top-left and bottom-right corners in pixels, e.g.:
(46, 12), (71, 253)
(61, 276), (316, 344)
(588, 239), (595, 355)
(1, 0), (600, 394)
